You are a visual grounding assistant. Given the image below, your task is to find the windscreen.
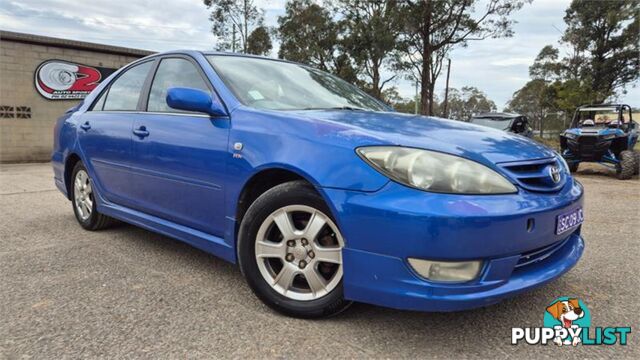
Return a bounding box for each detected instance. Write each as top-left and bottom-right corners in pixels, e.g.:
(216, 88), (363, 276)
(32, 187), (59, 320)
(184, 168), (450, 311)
(577, 107), (627, 126)
(207, 55), (387, 112)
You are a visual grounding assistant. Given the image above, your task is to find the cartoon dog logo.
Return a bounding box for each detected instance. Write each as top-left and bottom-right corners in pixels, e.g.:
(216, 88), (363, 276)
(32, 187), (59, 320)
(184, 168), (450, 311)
(546, 298), (585, 346)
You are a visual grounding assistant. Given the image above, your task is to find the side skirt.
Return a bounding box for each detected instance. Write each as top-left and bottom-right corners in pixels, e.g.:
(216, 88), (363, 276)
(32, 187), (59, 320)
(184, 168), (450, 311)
(98, 200), (236, 264)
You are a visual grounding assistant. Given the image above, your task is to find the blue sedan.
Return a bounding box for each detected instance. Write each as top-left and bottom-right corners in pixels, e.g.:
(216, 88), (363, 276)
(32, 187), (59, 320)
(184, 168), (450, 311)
(52, 51), (585, 318)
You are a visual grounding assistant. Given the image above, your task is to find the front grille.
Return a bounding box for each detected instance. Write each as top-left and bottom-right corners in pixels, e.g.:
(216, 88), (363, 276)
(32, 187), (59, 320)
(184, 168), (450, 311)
(515, 237), (570, 268)
(572, 135), (610, 161)
(578, 136), (598, 145)
(498, 157), (565, 192)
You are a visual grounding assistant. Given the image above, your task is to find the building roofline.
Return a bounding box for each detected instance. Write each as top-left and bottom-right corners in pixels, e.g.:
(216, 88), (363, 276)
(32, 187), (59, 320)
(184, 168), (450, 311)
(0, 30), (155, 57)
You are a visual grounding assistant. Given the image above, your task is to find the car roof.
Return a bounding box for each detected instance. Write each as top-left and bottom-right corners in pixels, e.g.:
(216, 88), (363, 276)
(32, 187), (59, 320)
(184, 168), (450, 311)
(139, 50), (297, 64)
(200, 51), (303, 66)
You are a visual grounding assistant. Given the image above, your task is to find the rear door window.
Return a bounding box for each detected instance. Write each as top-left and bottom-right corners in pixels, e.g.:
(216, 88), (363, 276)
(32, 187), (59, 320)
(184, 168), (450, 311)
(103, 61), (153, 111)
(90, 90), (107, 111)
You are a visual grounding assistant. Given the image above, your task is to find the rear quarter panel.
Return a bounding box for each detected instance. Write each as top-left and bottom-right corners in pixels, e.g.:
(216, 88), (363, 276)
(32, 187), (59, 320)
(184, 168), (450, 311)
(52, 110), (82, 198)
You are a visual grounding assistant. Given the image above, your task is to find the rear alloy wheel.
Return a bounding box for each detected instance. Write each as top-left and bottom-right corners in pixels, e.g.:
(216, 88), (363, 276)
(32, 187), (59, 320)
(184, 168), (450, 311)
(74, 169), (93, 222)
(238, 181), (351, 318)
(616, 150), (636, 180)
(71, 162), (115, 230)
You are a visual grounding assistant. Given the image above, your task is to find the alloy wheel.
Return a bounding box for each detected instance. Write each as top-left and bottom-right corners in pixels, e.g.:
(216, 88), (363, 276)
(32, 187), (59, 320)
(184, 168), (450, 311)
(74, 169), (93, 221)
(254, 205), (344, 301)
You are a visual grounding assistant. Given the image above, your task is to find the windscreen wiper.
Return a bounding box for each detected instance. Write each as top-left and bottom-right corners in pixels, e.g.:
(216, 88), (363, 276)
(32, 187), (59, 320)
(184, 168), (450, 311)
(298, 106), (366, 111)
(328, 106), (365, 111)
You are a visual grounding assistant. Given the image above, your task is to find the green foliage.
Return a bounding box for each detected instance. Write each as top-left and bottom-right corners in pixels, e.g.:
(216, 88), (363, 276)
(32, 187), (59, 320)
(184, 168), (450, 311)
(563, 0), (639, 101)
(508, 0), (638, 134)
(246, 26), (272, 56)
(277, 0), (341, 72)
(204, 0), (263, 52)
(338, 0), (402, 99)
(529, 45), (562, 81)
(505, 79), (563, 135)
(395, 0), (529, 115)
(380, 86), (420, 114)
(446, 86), (496, 121)
(277, 0), (400, 100)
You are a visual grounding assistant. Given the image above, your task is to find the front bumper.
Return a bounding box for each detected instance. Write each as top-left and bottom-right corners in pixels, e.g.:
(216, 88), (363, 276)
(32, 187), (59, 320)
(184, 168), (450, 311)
(321, 178), (585, 312)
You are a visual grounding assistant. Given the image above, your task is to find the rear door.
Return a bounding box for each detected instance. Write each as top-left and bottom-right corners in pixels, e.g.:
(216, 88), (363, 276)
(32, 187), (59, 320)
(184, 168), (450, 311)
(128, 56), (229, 236)
(78, 60), (154, 207)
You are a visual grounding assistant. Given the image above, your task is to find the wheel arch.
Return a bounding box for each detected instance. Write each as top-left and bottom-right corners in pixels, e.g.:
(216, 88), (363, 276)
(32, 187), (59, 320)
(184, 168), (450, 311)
(235, 167), (317, 228)
(64, 152), (83, 200)
(232, 164), (347, 244)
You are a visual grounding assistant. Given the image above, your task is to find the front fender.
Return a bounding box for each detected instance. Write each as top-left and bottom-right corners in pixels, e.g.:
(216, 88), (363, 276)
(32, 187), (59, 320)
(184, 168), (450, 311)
(227, 108), (390, 193)
(223, 108), (391, 241)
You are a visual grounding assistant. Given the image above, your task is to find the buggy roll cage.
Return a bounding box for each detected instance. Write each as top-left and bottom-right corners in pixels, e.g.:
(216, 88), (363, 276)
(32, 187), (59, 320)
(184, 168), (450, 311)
(570, 104), (634, 129)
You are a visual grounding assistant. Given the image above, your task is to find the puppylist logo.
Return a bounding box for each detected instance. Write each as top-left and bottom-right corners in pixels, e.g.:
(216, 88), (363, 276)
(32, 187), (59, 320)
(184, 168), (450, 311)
(512, 297), (631, 346)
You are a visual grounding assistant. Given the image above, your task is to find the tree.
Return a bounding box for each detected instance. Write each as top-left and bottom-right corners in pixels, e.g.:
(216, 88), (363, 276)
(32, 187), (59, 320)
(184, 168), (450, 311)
(338, 0), (402, 99)
(277, 0), (363, 85)
(505, 79), (559, 136)
(396, 0), (528, 116)
(529, 45), (562, 81)
(332, 53), (361, 85)
(562, 0), (639, 102)
(446, 86), (496, 121)
(510, 0), (639, 133)
(277, 0), (341, 72)
(204, 0), (263, 52)
(246, 26), (272, 56)
(380, 87), (421, 114)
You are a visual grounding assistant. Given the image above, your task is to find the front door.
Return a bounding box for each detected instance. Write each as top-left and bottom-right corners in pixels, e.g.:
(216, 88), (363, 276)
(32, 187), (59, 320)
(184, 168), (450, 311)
(78, 60), (154, 207)
(128, 56), (229, 236)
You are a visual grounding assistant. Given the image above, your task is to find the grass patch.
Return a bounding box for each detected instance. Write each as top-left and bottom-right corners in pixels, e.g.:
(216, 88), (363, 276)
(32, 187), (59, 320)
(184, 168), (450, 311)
(533, 136), (560, 151)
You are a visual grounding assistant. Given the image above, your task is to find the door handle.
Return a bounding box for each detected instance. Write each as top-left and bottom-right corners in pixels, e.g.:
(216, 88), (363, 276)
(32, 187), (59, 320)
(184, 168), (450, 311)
(133, 126), (149, 138)
(80, 121), (91, 131)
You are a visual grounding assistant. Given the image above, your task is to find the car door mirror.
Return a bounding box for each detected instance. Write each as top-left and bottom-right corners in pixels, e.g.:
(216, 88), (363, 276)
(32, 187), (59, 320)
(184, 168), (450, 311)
(166, 87), (226, 117)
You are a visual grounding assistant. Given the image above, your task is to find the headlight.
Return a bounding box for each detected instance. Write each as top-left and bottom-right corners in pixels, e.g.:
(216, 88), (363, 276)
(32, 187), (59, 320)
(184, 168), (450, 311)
(408, 258), (482, 282)
(564, 132), (577, 140)
(356, 146), (517, 194)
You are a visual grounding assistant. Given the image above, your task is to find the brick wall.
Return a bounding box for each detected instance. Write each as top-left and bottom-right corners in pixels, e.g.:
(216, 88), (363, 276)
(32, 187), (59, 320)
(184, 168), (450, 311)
(0, 38), (145, 162)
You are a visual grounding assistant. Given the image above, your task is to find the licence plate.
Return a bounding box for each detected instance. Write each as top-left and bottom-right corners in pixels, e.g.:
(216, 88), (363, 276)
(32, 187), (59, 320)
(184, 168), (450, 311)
(556, 207), (584, 235)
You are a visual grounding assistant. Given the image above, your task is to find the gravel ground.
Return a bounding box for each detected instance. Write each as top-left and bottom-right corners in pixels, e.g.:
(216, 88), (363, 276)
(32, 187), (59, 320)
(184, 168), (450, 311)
(1, 162), (638, 359)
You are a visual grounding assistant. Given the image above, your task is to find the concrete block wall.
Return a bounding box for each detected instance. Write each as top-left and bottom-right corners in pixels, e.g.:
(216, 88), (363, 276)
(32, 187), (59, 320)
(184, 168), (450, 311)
(0, 38), (144, 162)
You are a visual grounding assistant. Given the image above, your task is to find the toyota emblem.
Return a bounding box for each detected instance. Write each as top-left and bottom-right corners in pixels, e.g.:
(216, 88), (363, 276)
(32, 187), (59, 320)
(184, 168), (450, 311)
(549, 165), (561, 184)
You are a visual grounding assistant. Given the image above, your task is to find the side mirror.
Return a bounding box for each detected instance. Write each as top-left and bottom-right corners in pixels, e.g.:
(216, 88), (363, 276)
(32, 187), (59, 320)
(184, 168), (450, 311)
(166, 87), (227, 117)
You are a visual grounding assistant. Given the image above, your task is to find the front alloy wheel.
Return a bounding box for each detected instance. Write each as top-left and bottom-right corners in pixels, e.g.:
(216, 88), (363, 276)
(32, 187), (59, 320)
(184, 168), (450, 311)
(255, 205), (344, 301)
(238, 181), (352, 318)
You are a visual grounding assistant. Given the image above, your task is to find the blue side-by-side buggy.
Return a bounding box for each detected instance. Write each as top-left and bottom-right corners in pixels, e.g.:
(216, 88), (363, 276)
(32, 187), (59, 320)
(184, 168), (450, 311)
(560, 104), (639, 179)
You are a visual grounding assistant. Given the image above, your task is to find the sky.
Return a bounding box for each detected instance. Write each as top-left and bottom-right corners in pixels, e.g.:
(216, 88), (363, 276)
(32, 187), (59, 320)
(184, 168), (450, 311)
(1, 0), (637, 109)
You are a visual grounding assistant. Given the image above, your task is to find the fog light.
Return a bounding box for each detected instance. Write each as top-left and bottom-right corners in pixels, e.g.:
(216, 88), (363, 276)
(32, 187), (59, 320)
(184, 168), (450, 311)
(408, 258), (482, 282)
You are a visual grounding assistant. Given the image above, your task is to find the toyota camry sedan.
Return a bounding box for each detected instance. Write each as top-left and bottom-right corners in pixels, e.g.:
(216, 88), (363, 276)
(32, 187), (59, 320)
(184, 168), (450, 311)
(52, 51), (585, 318)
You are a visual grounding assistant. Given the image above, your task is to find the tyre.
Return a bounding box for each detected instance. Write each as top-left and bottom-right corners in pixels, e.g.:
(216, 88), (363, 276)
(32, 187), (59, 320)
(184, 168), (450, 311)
(568, 162), (579, 173)
(237, 181), (352, 318)
(616, 150), (636, 180)
(71, 162), (115, 230)
(634, 151), (640, 176)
